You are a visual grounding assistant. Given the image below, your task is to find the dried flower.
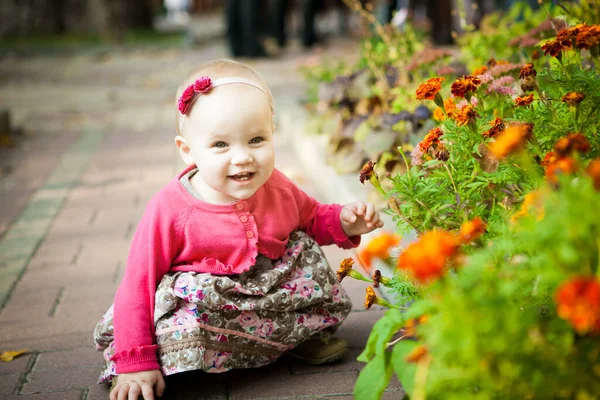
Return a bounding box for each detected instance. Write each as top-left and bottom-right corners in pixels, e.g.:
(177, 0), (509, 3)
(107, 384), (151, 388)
(372, 269), (392, 288)
(459, 217), (487, 244)
(397, 230), (459, 284)
(489, 122), (533, 158)
(555, 276), (600, 335)
(514, 94), (535, 107)
(450, 75), (482, 99)
(416, 77), (445, 101)
(358, 232), (401, 271)
(586, 159), (600, 190)
(364, 286), (395, 309)
(454, 105), (478, 127)
(561, 92), (585, 106)
(482, 118), (505, 139)
(554, 133), (590, 157)
(336, 257), (371, 283)
(519, 63), (537, 79)
(406, 345), (429, 363)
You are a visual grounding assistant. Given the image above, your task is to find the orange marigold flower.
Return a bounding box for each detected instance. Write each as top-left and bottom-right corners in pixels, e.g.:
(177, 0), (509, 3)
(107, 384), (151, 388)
(454, 105), (479, 127)
(545, 157), (577, 183)
(419, 127), (444, 151)
(514, 94), (535, 107)
(450, 75), (482, 98)
(472, 65), (488, 76)
(586, 158), (600, 191)
(444, 97), (457, 117)
(489, 122), (533, 158)
(416, 77), (445, 101)
(433, 107), (446, 121)
(358, 232), (401, 271)
(406, 345), (429, 363)
(554, 133), (590, 157)
(364, 286), (378, 309)
(519, 63), (537, 79)
(482, 117), (505, 139)
(359, 161), (376, 184)
(555, 276), (600, 335)
(575, 27), (599, 49)
(541, 39), (568, 57)
(459, 217), (487, 244)
(397, 230), (459, 284)
(561, 92), (585, 106)
(336, 257), (354, 282)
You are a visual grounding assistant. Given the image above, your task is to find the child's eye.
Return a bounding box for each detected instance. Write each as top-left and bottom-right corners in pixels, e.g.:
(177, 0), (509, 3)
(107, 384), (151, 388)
(249, 137), (264, 144)
(213, 141), (228, 148)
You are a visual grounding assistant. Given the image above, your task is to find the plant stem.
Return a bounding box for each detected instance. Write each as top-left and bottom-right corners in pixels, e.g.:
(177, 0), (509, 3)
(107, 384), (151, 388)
(442, 162), (459, 195)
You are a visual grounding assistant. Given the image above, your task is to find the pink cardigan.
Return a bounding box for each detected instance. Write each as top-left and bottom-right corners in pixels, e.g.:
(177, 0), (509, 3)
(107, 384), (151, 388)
(112, 166), (360, 373)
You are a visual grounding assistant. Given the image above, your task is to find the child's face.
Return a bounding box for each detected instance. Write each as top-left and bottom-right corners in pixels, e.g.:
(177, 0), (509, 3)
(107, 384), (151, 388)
(176, 84), (275, 204)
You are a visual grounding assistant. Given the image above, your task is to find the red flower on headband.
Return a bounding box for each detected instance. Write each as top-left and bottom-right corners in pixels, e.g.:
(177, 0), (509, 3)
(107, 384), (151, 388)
(193, 76), (212, 93)
(178, 76), (213, 115)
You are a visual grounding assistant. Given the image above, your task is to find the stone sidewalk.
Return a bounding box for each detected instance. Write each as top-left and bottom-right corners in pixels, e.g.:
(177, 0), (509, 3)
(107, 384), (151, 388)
(0, 39), (403, 400)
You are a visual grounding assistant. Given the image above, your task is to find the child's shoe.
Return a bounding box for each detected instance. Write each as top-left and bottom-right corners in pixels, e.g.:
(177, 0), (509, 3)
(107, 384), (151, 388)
(287, 337), (348, 365)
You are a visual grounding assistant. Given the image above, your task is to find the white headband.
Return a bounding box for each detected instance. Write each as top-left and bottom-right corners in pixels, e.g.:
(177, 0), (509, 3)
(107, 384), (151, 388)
(178, 76), (271, 133)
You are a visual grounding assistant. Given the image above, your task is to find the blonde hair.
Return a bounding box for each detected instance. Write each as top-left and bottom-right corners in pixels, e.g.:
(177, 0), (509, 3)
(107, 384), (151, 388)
(175, 59), (274, 135)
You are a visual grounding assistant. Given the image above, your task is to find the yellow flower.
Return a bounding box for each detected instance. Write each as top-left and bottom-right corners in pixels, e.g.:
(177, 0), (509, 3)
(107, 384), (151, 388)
(405, 345), (429, 363)
(489, 122), (533, 158)
(336, 257), (354, 282)
(358, 232), (401, 271)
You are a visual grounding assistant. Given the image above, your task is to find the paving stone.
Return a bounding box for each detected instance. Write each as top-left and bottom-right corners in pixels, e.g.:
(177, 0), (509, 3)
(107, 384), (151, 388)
(21, 365), (99, 394)
(228, 360), (357, 399)
(0, 373), (22, 398)
(35, 347), (104, 370)
(0, 353), (32, 375)
(7, 390), (84, 399)
(288, 347), (364, 375)
(87, 382), (111, 400)
(0, 331), (91, 352)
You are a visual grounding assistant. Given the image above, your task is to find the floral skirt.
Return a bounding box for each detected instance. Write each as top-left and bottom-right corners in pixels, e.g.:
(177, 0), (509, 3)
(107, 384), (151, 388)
(93, 231), (352, 383)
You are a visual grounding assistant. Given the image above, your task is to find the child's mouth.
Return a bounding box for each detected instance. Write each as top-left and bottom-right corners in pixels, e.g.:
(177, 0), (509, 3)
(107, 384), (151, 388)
(229, 172), (255, 182)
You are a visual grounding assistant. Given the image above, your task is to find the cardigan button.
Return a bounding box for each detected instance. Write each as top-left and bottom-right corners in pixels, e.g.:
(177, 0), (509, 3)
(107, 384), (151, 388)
(240, 215), (248, 223)
(246, 231), (254, 238)
(235, 203), (244, 210)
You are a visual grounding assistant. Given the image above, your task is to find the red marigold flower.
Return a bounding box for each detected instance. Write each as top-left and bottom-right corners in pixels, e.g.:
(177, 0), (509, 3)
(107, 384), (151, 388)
(450, 75), (482, 98)
(555, 276), (600, 335)
(554, 133), (590, 157)
(397, 230), (459, 284)
(193, 76), (213, 93)
(519, 63), (537, 79)
(482, 117), (505, 139)
(489, 122), (533, 158)
(459, 217), (487, 244)
(586, 158), (600, 191)
(416, 77), (445, 101)
(419, 127), (444, 152)
(561, 92), (585, 106)
(514, 94), (535, 107)
(545, 157), (577, 183)
(541, 39), (569, 57)
(359, 161), (376, 184)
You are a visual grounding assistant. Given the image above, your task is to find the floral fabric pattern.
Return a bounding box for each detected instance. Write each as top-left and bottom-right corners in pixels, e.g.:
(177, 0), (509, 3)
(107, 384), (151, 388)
(93, 231), (352, 383)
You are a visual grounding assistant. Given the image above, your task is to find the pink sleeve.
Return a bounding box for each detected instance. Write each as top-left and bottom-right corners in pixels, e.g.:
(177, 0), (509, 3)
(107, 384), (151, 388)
(291, 184), (361, 249)
(111, 197), (182, 374)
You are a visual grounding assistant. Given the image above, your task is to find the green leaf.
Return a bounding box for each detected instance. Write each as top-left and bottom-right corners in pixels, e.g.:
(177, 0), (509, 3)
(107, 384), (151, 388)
(391, 340), (420, 396)
(354, 352), (394, 400)
(357, 309), (404, 362)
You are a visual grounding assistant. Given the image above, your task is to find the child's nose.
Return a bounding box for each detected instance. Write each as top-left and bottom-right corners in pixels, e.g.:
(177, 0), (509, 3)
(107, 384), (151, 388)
(231, 149), (253, 165)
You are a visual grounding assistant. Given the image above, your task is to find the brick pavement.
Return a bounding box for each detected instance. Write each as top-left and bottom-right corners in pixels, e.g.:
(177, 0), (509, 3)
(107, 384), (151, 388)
(0, 38), (404, 399)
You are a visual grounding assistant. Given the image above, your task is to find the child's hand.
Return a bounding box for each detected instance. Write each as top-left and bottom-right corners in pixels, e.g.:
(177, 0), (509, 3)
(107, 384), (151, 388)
(340, 201), (384, 237)
(110, 370), (165, 400)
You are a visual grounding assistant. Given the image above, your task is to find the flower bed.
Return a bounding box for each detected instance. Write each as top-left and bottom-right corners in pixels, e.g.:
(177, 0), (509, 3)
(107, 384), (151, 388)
(303, 1), (600, 399)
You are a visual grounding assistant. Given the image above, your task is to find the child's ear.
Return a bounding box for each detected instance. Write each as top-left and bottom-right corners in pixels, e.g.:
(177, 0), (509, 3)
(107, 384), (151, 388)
(174, 135), (195, 165)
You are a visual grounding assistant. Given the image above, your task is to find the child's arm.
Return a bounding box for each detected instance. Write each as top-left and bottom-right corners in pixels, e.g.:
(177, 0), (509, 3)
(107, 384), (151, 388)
(111, 195), (182, 379)
(110, 370), (165, 400)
